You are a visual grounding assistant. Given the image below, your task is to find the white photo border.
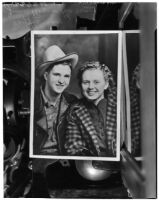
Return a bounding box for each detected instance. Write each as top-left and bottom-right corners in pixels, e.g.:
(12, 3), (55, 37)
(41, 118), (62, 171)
(29, 30), (122, 161)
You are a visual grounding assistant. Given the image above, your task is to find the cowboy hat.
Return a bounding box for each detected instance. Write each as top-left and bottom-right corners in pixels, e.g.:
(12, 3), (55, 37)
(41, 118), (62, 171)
(37, 45), (78, 78)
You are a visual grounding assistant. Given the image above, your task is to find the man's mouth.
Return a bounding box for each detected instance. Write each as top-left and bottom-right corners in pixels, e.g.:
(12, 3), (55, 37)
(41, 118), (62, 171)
(56, 84), (64, 87)
(56, 84), (65, 89)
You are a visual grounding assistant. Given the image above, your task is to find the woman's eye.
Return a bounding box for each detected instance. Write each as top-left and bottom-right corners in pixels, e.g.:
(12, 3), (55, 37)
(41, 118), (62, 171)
(82, 81), (89, 84)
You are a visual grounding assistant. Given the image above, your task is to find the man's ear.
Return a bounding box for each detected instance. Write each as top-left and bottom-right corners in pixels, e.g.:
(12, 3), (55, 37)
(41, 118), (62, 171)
(104, 81), (109, 90)
(44, 72), (48, 81)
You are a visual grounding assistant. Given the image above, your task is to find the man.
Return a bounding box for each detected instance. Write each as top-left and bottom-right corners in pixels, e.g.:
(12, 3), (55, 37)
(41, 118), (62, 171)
(33, 45), (78, 155)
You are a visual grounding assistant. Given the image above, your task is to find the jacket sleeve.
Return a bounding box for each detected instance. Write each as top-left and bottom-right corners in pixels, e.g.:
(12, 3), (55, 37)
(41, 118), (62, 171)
(64, 106), (88, 155)
(106, 86), (117, 156)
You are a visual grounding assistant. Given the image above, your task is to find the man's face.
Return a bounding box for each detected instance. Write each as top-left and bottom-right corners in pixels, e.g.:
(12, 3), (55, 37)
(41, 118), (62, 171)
(44, 63), (71, 95)
(81, 69), (108, 103)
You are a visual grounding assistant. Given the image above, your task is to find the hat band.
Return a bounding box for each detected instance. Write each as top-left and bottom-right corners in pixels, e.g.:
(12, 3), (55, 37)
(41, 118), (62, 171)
(45, 60), (72, 72)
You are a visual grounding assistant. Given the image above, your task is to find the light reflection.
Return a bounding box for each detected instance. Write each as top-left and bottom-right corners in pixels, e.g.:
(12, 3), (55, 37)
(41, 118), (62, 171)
(75, 160), (111, 181)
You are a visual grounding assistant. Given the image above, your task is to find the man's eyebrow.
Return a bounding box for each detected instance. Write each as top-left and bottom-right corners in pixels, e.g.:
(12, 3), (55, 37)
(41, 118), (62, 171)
(82, 80), (89, 82)
(52, 72), (71, 76)
(52, 72), (60, 75)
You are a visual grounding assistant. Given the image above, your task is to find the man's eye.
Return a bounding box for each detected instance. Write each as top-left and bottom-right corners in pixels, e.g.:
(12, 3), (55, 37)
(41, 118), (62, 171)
(94, 81), (100, 84)
(52, 73), (60, 76)
(64, 75), (71, 78)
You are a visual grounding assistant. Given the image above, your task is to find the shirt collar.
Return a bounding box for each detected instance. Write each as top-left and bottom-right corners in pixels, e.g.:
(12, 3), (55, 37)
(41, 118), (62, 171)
(94, 94), (105, 106)
(40, 87), (61, 107)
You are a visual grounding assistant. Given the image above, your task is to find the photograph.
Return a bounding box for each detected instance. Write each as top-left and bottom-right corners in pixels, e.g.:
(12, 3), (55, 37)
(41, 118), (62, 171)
(29, 31), (122, 161)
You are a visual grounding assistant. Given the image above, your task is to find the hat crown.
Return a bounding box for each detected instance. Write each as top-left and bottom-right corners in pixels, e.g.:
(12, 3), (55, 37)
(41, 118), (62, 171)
(43, 45), (66, 63)
(37, 45), (78, 78)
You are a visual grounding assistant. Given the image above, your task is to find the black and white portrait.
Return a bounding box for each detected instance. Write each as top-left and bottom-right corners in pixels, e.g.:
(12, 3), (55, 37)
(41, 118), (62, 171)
(29, 31), (122, 161)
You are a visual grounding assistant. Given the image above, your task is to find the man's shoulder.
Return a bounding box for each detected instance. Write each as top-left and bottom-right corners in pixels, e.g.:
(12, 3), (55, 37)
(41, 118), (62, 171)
(68, 98), (86, 114)
(63, 92), (78, 104)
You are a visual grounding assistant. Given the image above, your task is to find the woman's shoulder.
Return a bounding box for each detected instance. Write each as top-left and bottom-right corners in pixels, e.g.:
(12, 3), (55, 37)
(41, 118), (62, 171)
(66, 100), (82, 122)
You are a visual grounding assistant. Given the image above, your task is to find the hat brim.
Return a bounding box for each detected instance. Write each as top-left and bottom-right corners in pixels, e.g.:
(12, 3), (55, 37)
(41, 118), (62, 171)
(37, 53), (78, 78)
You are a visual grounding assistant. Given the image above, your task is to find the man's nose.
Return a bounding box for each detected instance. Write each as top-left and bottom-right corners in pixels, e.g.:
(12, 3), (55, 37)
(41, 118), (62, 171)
(58, 76), (64, 84)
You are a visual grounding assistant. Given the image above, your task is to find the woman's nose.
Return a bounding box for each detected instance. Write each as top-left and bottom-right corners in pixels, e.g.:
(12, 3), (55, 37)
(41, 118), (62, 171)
(88, 82), (94, 89)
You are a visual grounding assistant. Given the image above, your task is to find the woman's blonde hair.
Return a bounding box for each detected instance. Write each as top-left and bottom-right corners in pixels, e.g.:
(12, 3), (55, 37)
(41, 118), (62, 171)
(77, 61), (115, 88)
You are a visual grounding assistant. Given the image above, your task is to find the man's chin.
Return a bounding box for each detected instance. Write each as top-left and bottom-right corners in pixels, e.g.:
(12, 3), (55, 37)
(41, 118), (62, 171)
(54, 89), (65, 95)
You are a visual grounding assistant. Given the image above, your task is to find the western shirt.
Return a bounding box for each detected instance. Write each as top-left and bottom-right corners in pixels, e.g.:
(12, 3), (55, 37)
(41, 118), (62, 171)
(40, 89), (61, 154)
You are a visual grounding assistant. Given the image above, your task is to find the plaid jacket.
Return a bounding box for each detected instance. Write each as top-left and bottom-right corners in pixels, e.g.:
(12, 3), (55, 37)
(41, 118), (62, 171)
(129, 64), (141, 156)
(64, 86), (117, 157)
(130, 85), (141, 156)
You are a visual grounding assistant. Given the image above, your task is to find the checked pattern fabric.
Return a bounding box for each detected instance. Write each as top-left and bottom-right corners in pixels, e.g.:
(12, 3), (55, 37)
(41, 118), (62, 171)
(65, 87), (117, 157)
(65, 103), (101, 156)
(130, 64), (141, 157)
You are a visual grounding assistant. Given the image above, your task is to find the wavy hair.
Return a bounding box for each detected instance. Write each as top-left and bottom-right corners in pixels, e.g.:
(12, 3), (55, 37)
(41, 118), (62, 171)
(77, 61), (116, 89)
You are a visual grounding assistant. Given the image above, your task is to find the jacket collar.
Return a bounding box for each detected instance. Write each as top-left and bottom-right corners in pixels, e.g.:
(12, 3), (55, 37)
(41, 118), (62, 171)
(36, 92), (69, 131)
(74, 104), (100, 155)
(40, 87), (61, 107)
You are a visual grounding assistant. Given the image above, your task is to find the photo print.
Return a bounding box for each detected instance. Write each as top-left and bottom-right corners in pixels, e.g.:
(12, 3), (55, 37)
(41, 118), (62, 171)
(29, 30), (122, 161)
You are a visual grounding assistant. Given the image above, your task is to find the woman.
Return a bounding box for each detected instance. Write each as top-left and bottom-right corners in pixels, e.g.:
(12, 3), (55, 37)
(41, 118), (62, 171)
(64, 61), (117, 157)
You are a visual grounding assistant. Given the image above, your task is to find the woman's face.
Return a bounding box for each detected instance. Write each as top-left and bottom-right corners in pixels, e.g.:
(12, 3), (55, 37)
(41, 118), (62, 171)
(81, 68), (108, 103)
